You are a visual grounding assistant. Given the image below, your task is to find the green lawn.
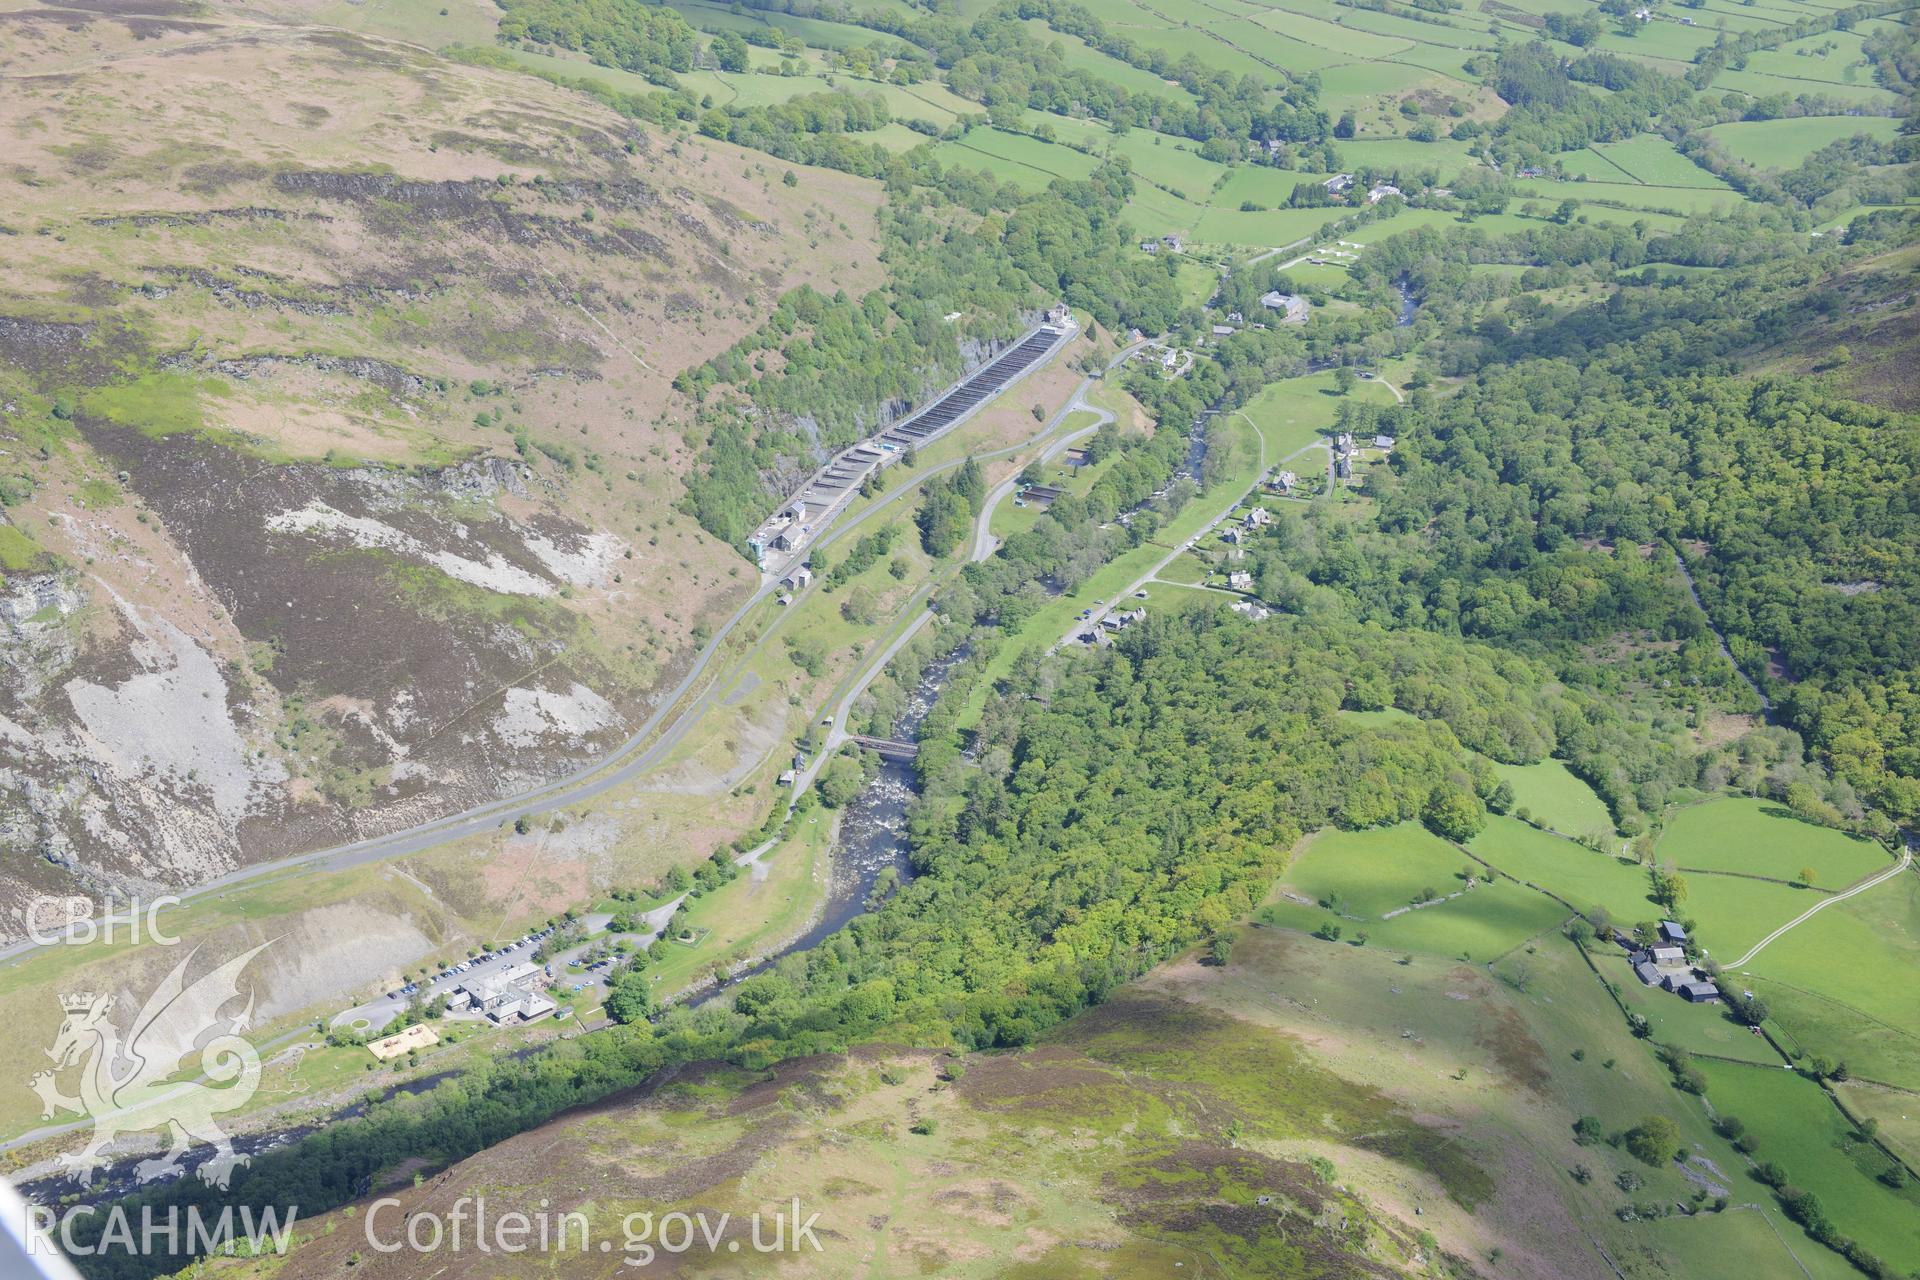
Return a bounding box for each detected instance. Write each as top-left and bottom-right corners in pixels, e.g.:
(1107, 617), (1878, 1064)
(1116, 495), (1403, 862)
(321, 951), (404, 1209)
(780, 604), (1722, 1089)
(1493, 760), (1614, 840)
(1656, 796), (1891, 888)
(1699, 1059), (1920, 1273)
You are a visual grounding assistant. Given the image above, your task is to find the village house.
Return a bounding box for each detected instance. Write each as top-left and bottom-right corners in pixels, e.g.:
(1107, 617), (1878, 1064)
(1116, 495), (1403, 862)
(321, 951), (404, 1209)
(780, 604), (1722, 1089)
(1229, 570), (1254, 591)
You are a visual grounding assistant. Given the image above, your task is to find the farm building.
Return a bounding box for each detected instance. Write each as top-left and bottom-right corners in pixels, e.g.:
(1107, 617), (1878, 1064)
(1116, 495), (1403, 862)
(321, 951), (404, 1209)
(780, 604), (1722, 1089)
(1650, 945), (1685, 966)
(1659, 920), (1687, 945)
(1678, 981), (1721, 1003)
(1260, 291), (1309, 324)
(1634, 959), (1662, 986)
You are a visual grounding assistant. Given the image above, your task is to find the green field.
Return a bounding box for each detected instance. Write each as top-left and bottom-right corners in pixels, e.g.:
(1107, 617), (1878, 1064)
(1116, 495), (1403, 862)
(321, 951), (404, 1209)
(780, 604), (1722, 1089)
(1588, 135), (1735, 189)
(1700, 1059), (1920, 1273)
(1493, 760), (1613, 839)
(1738, 871), (1920, 1089)
(1470, 816), (1654, 922)
(1706, 115), (1906, 170)
(1656, 796), (1892, 888)
(1264, 823), (1570, 960)
(932, 126), (1101, 190)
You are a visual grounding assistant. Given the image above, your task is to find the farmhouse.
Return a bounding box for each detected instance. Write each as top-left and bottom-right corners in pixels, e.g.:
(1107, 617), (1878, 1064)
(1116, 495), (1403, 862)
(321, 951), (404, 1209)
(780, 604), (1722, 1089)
(1368, 184), (1402, 205)
(1325, 173), (1355, 194)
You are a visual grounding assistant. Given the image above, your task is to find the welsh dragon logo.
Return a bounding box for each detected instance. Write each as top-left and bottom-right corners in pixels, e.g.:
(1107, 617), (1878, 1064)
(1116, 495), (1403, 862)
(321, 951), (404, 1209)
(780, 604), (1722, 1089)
(32, 941), (272, 1189)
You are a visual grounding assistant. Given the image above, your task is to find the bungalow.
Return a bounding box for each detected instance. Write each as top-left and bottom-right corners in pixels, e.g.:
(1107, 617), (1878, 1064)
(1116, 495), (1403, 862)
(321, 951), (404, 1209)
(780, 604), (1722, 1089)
(1658, 920), (1687, 945)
